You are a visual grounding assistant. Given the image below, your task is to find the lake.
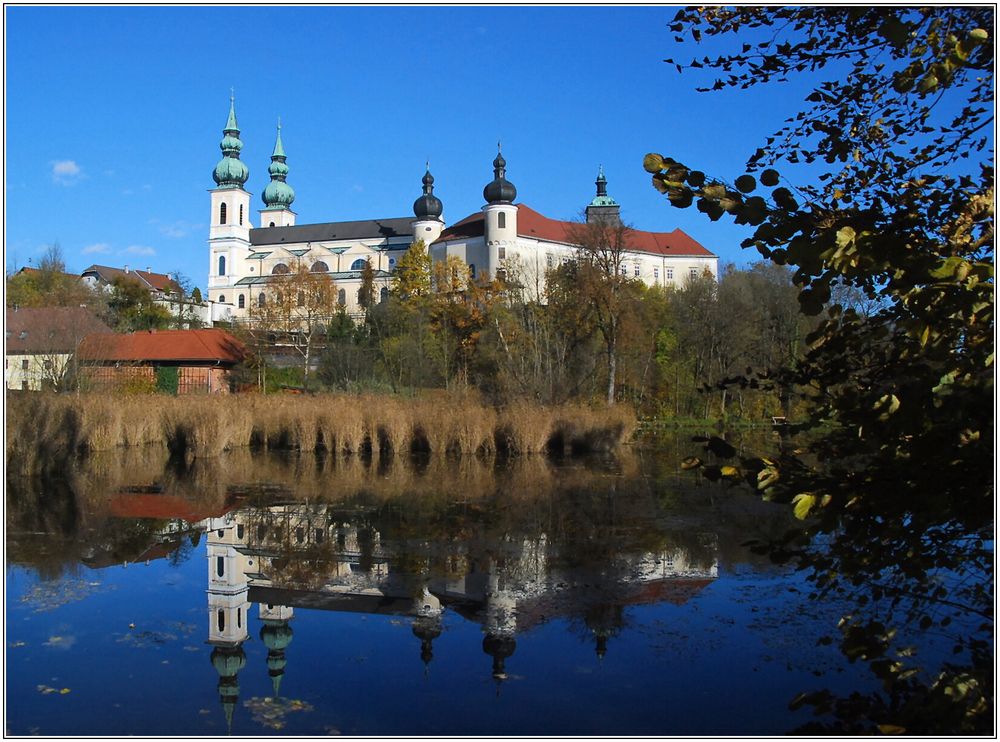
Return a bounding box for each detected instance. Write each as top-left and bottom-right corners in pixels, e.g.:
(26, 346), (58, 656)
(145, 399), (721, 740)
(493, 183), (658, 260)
(6, 440), (876, 735)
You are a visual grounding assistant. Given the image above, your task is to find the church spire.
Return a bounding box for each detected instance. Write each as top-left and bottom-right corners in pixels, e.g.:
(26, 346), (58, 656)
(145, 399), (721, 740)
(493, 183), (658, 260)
(213, 93), (249, 190)
(484, 142), (517, 204)
(262, 121), (295, 210)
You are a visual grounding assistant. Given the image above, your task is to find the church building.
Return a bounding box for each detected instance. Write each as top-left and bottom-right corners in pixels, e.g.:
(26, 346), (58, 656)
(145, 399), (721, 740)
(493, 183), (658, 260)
(205, 98), (717, 319)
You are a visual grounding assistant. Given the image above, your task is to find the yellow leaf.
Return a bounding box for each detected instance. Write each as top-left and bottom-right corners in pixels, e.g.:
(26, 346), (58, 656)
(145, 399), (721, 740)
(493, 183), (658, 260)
(60, 688), (71, 695)
(792, 493), (817, 520)
(720, 465), (740, 478)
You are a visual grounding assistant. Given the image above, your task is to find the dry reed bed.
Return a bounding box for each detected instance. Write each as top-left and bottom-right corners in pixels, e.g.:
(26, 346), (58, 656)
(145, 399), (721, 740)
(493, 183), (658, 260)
(7, 393), (636, 468)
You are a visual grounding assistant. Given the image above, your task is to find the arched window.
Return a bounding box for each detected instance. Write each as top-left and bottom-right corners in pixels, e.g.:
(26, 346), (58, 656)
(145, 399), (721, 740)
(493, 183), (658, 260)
(219, 202), (227, 225)
(269, 221), (275, 227)
(258, 293), (266, 307)
(297, 291), (305, 307)
(272, 263), (289, 275)
(337, 288), (346, 306)
(238, 294), (245, 309)
(219, 295), (226, 304)
(469, 264), (477, 279)
(350, 258), (368, 271)
(380, 287), (389, 303)
(216, 556), (224, 578)
(498, 211), (506, 229)
(218, 255), (226, 276)
(217, 610), (225, 632)
(310, 261), (329, 273)
(239, 205), (243, 225)
(237, 608), (242, 628)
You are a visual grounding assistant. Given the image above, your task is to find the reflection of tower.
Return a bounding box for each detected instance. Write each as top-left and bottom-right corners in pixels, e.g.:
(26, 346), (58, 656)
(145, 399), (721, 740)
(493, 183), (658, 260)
(260, 616), (293, 698)
(411, 587), (443, 674)
(206, 516), (251, 732)
(210, 645), (246, 735)
(584, 603), (625, 660)
(483, 557), (517, 691)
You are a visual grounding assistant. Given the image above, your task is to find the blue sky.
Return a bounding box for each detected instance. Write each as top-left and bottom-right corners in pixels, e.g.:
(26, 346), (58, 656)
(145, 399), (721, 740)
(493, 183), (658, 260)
(5, 5), (813, 292)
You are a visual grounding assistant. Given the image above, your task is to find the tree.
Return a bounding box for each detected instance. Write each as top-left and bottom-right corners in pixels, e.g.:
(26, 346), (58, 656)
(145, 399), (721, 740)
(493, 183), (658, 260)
(105, 275), (172, 332)
(565, 218), (642, 405)
(646, 7), (992, 733)
(391, 239), (432, 301)
(6, 243), (98, 309)
(357, 259), (376, 314)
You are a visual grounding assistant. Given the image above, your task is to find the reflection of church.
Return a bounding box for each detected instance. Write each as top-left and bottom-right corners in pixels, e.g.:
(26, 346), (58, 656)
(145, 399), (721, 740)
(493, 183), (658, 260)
(203, 505), (718, 728)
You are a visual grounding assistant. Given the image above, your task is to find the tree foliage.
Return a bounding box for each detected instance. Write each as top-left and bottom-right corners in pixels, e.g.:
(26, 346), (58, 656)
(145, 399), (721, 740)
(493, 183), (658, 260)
(647, 6), (993, 733)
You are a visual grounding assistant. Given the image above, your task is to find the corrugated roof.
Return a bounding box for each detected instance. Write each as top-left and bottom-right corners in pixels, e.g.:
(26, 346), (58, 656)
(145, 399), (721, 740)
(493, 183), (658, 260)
(435, 204), (715, 257)
(5, 307), (113, 354)
(77, 328), (246, 364)
(250, 217), (415, 246)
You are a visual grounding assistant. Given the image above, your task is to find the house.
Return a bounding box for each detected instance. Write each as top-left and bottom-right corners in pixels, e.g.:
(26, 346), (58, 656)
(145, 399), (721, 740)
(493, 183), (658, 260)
(5, 306), (113, 391)
(205, 97), (719, 319)
(76, 328), (246, 394)
(81, 264), (182, 300)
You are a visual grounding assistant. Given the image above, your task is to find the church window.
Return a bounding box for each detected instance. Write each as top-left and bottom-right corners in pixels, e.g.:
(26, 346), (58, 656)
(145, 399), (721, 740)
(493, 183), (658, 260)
(498, 247), (506, 259)
(258, 525), (267, 541)
(239, 205), (243, 225)
(236, 525), (244, 540)
(389, 258), (396, 267)
(296, 527), (304, 544)
(297, 291), (305, 307)
(217, 610), (225, 632)
(380, 287), (388, 303)
(219, 202), (227, 224)
(218, 255), (226, 276)
(350, 258), (367, 271)
(216, 556), (224, 577)
(498, 212), (506, 229)
(219, 295), (226, 304)
(337, 289), (346, 306)
(237, 608), (242, 628)
(269, 222), (275, 227)
(310, 261), (329, 273)
(469, 264), (477, 279)
(238, 294), (245, 309)
(272, 263), (289, 275)
(258, 293), (266, 307)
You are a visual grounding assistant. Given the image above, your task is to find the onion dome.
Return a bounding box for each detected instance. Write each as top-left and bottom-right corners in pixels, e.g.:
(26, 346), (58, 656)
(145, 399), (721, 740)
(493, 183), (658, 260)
(210, 645), (247, 734)
(412, 164), (443, 220)
(483, 143), (517, 204)
(261, 619), (293, 697)
(590, 165), (618, 207)
(412, 615), (443, 668)
(213, 94), (249, 189)
(482, 632), (517, 681)
(262, 122), (295, 209)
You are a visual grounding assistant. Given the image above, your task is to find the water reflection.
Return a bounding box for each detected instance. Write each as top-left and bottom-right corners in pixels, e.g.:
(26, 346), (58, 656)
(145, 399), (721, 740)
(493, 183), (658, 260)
(7, 442), (802, 735)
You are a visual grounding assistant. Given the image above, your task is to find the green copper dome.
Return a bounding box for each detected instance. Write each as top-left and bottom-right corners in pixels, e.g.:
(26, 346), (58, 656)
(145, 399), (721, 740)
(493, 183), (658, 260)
(589, 165), (618, 207)
(262, 123), (295, 209)
(213, 95), (249, 189)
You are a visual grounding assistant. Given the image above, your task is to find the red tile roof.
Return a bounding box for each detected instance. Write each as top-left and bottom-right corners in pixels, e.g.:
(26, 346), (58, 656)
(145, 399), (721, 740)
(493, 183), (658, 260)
(108, 492), (236, 523)
(82, 264), (182, 294)
(435, 204), (714, 257)
(77, 328), (246, 364)
(5, 307), (113, 353)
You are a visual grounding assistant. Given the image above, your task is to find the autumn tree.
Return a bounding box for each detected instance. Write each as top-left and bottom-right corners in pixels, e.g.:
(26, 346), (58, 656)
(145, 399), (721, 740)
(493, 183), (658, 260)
(6, 243), (98, 309)
(647, 7), (993, 733)
(565, 218), (642, 405)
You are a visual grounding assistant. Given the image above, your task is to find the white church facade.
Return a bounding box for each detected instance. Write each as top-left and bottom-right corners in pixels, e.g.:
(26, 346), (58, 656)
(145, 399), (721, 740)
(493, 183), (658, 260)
(205, 98), (718, 320)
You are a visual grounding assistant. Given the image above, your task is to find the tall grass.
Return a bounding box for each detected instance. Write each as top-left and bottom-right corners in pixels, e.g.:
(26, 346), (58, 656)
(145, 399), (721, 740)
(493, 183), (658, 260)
(6, 391), (637, 470)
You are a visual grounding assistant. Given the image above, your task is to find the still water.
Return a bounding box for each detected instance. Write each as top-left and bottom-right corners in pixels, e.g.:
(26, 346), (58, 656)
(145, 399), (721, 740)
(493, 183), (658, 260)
(6, 442), (874, 736)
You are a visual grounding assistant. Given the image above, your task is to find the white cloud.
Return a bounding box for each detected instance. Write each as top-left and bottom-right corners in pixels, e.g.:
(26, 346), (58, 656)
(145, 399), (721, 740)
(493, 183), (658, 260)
(123, 245), (156, 256)
(51, 160), (82, 185)
(150, 219), (199, 238)
(82, 243), (112, 255)
(352, 184), (364, 192)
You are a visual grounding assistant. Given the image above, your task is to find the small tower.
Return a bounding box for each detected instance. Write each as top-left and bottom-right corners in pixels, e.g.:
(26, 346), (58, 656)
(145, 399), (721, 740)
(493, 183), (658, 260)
(585, 165), (621, 225)
(206, 516), (251, 646)
(210, 645), (247, 735)
(412, 163), (444, 245)
(482, 143), (518, 280)
(260, 121), (297, 229)
(260, 618), (294, 698)
(208, 93), (252, 306)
